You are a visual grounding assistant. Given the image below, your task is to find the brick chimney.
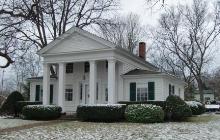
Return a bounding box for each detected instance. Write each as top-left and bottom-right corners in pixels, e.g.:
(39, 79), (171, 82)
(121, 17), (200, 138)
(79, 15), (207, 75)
(139, 42), (146, 60)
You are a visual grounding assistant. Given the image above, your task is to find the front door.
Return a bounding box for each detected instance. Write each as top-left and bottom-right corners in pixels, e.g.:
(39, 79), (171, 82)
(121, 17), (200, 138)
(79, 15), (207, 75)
(84, 84), (89, 104)
(80, 82), (89, 104)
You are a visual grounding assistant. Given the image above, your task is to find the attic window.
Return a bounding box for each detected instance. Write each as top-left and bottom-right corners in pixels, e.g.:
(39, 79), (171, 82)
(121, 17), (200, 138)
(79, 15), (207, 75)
(66, 63), (73, 73)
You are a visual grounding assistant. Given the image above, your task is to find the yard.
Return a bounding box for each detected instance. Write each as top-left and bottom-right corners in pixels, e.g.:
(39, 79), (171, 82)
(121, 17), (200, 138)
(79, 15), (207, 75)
(0, 114), (220, 140)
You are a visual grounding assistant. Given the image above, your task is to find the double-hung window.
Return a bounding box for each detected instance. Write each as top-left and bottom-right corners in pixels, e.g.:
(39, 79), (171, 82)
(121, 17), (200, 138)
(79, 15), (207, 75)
(65, 88), (73, 101)
(66, 63), (73, 73)
(169, 84), (175, 95)
(136, 83), (148, 101)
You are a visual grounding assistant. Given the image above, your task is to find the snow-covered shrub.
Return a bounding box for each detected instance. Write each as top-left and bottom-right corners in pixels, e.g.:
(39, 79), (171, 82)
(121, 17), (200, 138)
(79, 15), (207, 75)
(16, 101), (42, 115)
(77, 104), (126, 122)
(186, 101), (205, 115)
(165, 95), (192, 121)
(125, 104), (164, 123)
(22, 105), (62, 120)
(118, 101), (165, 109)
(0, 91), (24, 116)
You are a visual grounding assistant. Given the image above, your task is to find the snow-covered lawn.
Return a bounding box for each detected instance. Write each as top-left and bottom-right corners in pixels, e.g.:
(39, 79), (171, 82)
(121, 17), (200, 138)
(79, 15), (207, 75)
(0, 116), (45, 129)
(1, 114), (220, 140)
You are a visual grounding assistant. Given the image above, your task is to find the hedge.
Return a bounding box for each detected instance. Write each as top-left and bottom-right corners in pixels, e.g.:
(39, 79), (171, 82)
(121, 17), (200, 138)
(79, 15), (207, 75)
(22, 105), (62, 120)
(186, 101), (205, 115)
(118, 101), (165, 109)
(125, 104), (164, 123)
(165, 95), (192, 121)
(16, 101), (42, 114)
(77, 104), (126, 122)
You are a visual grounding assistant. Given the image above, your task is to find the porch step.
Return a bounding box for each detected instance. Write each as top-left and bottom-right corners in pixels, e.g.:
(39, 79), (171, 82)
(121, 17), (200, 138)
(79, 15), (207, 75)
(59, 112), (77, 120)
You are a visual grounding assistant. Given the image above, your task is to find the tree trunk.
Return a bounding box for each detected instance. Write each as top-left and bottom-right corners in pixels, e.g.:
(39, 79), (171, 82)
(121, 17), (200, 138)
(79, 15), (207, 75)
(197, 79), (204, 103)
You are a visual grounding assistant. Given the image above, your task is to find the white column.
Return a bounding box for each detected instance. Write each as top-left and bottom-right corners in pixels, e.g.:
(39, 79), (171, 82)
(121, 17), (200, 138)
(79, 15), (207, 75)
(58, 63), (65, 109)
(108, 59), (116, 104)
(43, 63), (50, 105)
(89, 60), (97, 104)
(118, 62), (124, 101)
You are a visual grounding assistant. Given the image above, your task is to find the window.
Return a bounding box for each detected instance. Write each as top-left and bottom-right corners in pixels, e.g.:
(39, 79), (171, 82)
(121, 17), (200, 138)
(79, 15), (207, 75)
(84, 62), (89, 73)
(80, 83), (83, 100)
(105, 61), (108, 72)
(35, 85), (40, 101)
(169, 84), (172, 95)
(105, 87), (108, 101)
(169, 84), (175, 95)
(136, 83), (148, 101)
(172, 86), (175, 94)
(205, 97), (210, 101)
(66, 63), (73, 73)
(65, 88), (73, 101)
(50, 85), (53, 104)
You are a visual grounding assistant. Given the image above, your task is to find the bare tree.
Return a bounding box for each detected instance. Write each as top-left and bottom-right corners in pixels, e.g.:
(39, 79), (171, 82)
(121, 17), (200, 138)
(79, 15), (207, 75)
(12, 49), (41, 92)
(98, 13), (145, 53)
(146, 0), (165, 8)
(0, 0), (118, 68)
(153, 0), (220, 102)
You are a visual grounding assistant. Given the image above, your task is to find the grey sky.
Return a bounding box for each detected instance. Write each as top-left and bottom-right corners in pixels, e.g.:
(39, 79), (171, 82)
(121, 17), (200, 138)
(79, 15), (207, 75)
(120, 0), (220, 70)
(0, 0), (220, 80)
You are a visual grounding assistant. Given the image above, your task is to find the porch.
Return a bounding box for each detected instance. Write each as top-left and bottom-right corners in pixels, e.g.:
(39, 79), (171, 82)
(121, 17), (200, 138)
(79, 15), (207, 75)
(42, 59), (124, 112)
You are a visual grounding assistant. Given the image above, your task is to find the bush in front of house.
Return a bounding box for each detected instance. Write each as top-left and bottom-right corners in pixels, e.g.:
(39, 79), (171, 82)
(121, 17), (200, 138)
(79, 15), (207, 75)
(125, 104), (164, 123)
(118, 101), (165, 110)
(0, 91), (24, 116)
(186, 101), (205, 115)
(165, 95), (192, 121)
(76, 104), (126, 122)
(16, 101), (42, 115)
(22, 105), (62, 120)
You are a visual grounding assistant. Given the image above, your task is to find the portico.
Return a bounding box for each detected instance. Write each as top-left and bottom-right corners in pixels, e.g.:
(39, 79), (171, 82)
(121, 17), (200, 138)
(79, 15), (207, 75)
(42, 59), (118, 110)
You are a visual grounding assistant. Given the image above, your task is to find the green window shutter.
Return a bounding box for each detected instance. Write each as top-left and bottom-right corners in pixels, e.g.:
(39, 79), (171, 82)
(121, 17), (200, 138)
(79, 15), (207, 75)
(50, 85), (53, 104)
(148, 82), (155, 100)
(172, 85), (175, 94)
(35, 85), (40, 101)
(130, 82), (136, 101)
(169, 84), (171, 95)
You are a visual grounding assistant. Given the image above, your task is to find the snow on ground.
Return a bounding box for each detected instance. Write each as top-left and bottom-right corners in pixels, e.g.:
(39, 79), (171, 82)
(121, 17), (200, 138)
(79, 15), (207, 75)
(1, 114), (220, 140)
(0, 117), (44, 129)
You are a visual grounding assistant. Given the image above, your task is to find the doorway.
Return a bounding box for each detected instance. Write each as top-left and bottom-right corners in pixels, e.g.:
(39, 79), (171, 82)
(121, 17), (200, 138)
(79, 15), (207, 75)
(80, 82), (89, 104)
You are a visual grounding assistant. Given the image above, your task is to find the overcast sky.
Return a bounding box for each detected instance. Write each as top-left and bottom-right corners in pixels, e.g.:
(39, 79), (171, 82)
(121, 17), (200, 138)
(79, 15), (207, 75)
(0, 0), (220, 80)
(120, 0), (220, 70)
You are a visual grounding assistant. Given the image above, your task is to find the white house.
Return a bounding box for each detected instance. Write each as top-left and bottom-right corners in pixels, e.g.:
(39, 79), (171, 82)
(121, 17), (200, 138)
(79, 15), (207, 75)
(27, 27), (185, 112)
(194, 89), (215, 102)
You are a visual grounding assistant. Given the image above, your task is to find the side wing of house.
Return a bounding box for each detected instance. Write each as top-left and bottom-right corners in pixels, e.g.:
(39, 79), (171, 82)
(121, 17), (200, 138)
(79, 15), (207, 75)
(122, 72), (185, 102)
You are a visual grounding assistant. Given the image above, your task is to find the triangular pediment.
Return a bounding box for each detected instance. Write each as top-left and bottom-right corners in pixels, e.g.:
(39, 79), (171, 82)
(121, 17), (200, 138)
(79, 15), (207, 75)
(38, 27), (115, 55)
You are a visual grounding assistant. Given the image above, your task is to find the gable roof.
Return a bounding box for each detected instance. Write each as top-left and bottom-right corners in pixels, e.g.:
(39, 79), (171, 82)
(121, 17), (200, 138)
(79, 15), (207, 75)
(124, 69), (161, 75)
(123, 69), (185, 83)
(37, 26), (158, 70)
(38, 27), (116, 55)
